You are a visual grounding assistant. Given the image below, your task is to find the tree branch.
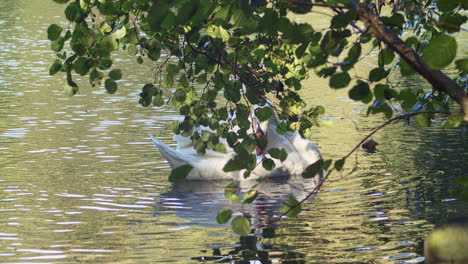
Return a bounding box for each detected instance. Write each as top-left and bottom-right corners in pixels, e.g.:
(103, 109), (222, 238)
(277, 110), (452, 220)
(354, 3), (468, 122)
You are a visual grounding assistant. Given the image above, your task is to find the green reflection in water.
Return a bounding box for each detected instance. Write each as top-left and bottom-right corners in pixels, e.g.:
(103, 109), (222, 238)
(0, 0), (466, 263)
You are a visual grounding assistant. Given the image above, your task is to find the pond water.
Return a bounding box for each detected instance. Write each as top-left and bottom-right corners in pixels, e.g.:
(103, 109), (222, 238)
(0, 1), (467, 263)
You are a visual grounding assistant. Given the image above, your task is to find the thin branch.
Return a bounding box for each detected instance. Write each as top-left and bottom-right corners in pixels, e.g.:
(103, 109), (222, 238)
(275, 110), (452, 220)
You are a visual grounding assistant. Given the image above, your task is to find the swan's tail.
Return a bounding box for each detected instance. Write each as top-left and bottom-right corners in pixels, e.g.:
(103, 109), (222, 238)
(148, 134), (190, 168)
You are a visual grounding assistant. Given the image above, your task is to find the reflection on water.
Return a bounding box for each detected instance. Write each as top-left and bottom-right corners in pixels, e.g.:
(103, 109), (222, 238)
(0, 0), (467, 263)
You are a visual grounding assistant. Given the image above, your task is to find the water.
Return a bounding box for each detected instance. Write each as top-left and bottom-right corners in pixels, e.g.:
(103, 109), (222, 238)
(0, 1), (467, 263)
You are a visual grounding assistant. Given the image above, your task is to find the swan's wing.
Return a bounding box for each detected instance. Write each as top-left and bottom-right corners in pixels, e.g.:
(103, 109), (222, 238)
(149, 135), (197, 168)
(149, 134), (235, 165)
(173, 134), (193, 150)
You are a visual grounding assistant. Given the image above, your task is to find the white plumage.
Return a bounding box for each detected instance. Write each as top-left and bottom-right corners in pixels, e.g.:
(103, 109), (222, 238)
(150, 114), (321, 181)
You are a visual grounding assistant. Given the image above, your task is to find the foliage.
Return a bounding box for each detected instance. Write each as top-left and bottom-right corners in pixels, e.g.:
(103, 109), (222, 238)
(48, 0), (467, 235)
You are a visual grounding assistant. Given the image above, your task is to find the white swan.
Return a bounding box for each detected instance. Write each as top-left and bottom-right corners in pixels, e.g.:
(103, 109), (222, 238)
(150, 114), (322, 181)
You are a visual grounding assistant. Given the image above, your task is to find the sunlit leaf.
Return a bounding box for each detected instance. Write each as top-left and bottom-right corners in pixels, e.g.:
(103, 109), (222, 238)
(414, 113), (431, 127)
(214, 143), (227, 153)
(423, 34), (457, 70)
(232, 215), (251, 236)
(443, 114), (464, 128)
(113, 26), (127, 39)
(224, 182), (240, 203)
(243, 190), (259, 204)
(64, 83), (79, 96)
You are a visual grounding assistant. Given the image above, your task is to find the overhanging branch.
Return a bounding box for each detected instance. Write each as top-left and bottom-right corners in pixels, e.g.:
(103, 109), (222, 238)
(354, 3), (468, 122)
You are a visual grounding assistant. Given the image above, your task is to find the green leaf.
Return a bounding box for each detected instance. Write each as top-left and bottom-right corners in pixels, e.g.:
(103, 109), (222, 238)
(423, 34), (457, 70)
(224, 82), (241, 103)
(455, 58), (468, 73)
(232, 215), (251, 236)
(214, 143), (227, 153)
(329, 72), (351, 89)
(216, 209), (233, 224)
(173, 89), (187, 103)
(90, 69), (104, 86)
(47, 24), (63, 41)
(224, 182), (240, 203)
(414, 114), (432, 127)
(65, 2), (82, 22)
(443, 114), (464, 128)
(268, 148), (288, 162)
(152, 93), (164, 106)
(51, 37), (65, 52)
(262, 158), (276, 171)
(380, 13), (405, 28)
(243, 190), (259, 204)
(109, 69), (122, 80)
(399, 59), (415, 76)
(378, 49), (395, 66)
(439, 13), (467, 33)
(147, 2), (170, 31)
(207, 25), (230, 42)
(331, 9), (357, 28)
(399, 89), (418, 110)
(73, 57), (91, 76)
(49, 60), (62, 76)
(322, 159), (333, 170)
(64, 83), (79, 96)
(369, 67), (387, 82)
(95, 36), (119, 56)
(345, 43), (361, 65)
(113, 26), (127, 39)
(334, 158), (345, 171)
(223, 157), (244, 172)
(104, 78), (118, 94)
(374, 84), (388, 100)
(349, 81), (371, 101)
(255, 107), (273, 122)
(99, 0), (118, 16)
(302, 159), (323, 178)
(169, 164), (193, 183)
(437, 0), (464, 12)
(282, 197), (301, 218)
